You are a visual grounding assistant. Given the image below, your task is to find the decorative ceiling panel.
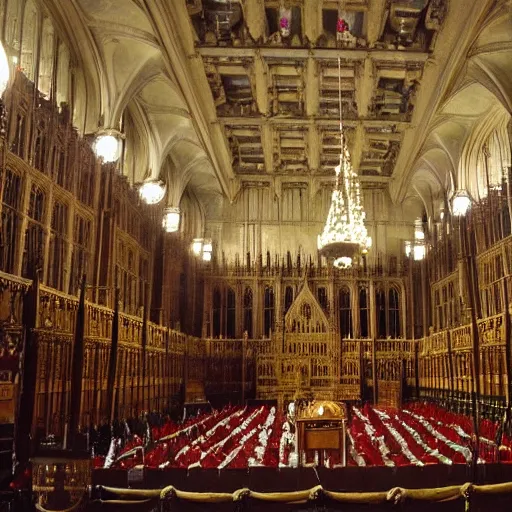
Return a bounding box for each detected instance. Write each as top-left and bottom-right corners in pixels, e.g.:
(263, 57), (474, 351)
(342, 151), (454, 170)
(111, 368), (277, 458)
(184, 0), (448, 185)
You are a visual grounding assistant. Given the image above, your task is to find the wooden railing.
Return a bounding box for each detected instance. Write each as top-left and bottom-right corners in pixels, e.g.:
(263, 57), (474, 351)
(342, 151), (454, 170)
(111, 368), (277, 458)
(3, 268), (511, 442)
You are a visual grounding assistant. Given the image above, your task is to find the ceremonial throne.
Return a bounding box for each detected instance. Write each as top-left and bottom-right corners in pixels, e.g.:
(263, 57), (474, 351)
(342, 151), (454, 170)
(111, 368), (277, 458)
(256, 281), (348, 407)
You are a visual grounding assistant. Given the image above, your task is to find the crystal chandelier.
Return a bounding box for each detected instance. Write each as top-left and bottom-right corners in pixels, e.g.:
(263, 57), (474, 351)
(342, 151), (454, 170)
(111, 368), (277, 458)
(318, 57), (368, 269)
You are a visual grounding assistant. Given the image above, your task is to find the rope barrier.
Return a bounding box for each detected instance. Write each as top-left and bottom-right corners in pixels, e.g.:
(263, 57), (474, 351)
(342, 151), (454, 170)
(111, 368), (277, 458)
(95, 480), (512, 506)
(35, 495), (85, 512)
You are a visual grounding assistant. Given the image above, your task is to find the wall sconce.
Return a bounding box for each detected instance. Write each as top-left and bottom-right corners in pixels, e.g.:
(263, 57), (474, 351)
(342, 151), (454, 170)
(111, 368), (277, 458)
(162, 207), (180, 233)
(0, 41), (9, 96)
(414, 219), (425, 241)
(405, 241), (425, 261)
(202, 238), (213, 262)
(139, 179), (166, 205)
(452, 190), (471, 217)
(93, 130), (123, 163)
(192, 238), (203, 256)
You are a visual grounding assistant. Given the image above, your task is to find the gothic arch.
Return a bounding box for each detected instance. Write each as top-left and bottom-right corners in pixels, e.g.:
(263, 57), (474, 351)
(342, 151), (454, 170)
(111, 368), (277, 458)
(285, 280), (330, 334)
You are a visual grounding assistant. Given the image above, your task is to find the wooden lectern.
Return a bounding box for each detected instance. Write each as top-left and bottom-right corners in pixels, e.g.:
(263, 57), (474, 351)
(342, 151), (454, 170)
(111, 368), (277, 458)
(184, 379), (211, 419)
(185, 379), (206, 403)
(296, 401), (347, 467)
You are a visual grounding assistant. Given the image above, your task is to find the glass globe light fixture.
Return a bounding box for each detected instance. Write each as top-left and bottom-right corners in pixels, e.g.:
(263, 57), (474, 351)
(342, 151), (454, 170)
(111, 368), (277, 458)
(405, 241), (412, 258)
(414, 219), (425, 240)
(413, 244), (426, 261)
(202, 239), (213, 253)
(162, 207), (180, 233)
(405, 241), (425, 261)
(139, 180), (166, 205)
(452, 190), (471, 217)
(0, 41), (9, 96)
(93, 131), (122, 163)
(202, 238), (213, 262)
(192, 238), (203, 256)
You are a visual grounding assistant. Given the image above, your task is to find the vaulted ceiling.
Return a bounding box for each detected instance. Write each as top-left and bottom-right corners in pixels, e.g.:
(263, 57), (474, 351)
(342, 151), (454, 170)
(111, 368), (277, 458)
(43, 0), (512, 226)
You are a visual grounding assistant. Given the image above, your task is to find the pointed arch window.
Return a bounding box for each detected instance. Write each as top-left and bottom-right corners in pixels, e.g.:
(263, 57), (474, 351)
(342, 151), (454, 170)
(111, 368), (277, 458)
(264, 286), (275, 337)
(448, 282), (459, 326)
(317, 286), (328, 311)
(284, 286), (294, 313)
(179, 273), (186, 331)
(194, 278), (204, 337)
(434, 290), (442, 331)
(48, 200), (69, 291)
(226, 288), (236, 338)
(212, 287), (221, 338)
(56, 43), (70, 108)
(339, 288), (352, 338)
(359, 288), (369, 338)
(376, 288), (386, 338)
(69, 215), (91, 296)
(20, 0), (38, 82)
(5, 0), (21, 52)
(388, 287), (400, 338)
(38, 18), (55, 98)
(0, 169), (22, 274)
(243, 288), (253, 338)
(34, 123), (48, 173)
(11, 113), (26, 157)
(22, 185), (45, 278)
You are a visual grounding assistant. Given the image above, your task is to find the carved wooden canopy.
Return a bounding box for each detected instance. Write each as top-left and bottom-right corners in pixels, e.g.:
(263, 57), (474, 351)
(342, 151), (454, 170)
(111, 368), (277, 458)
(284, 280), (331, 334)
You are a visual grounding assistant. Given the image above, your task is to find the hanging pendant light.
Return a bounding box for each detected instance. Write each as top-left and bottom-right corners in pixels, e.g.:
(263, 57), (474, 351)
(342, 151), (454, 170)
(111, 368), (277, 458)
(162, 207), (181, 233)
(452, 189), (471, 217)
(318, 57), (368, 269)
(93, 129), (123, 163)
(202, 238), (213, 262)
(139, 179), (166, 205)
(192, 238), (203, 256)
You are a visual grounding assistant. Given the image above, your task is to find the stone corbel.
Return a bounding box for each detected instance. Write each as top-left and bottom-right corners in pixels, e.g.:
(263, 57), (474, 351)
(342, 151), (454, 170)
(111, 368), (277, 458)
(303, 0), (322, 45)
(230, 177), (243, 205)
(366, 0), (388, 48)
(425, 0), (448, 31)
